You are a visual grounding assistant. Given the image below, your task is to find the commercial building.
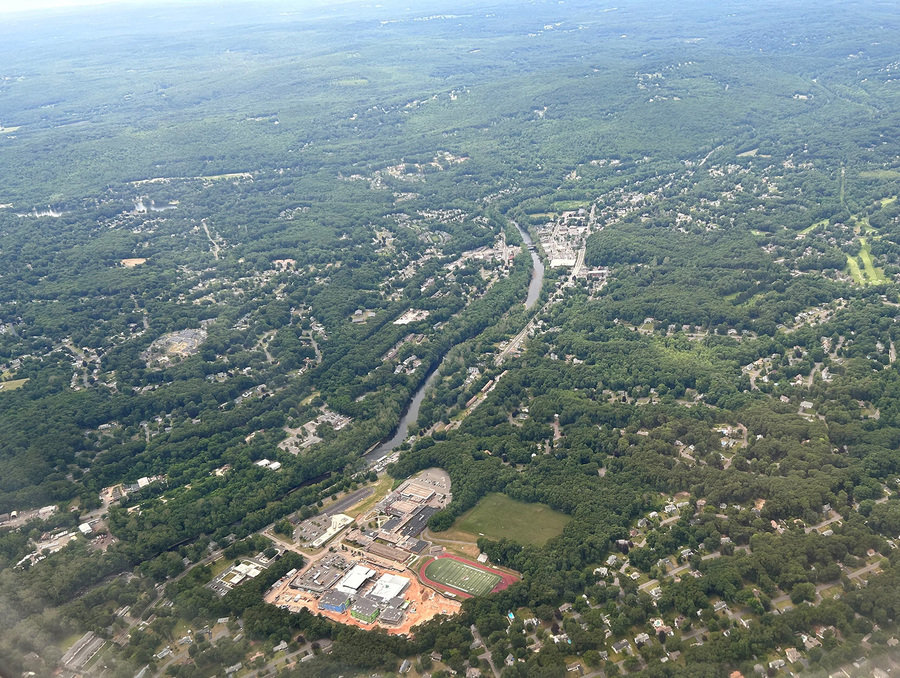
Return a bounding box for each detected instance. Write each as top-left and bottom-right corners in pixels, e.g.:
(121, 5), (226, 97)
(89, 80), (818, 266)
(350, 596), (381, 624)
(381, 605), (405, 625)
(319, 590), (351, 614)
(369, 573), (410, 601)
(336, 564), (376, 595)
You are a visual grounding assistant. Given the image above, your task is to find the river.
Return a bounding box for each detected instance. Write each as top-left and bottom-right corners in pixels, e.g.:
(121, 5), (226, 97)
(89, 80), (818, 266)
(516, 221), (544, 311)
(363, 220), (544, 466)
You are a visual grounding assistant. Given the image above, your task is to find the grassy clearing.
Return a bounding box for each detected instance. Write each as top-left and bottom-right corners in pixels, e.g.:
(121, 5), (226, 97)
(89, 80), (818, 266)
(858, 238), (887, 283)
(860, 170), (900, 180)
(453, 493), (571, 547)
(846, 255), (865, 284)
(424, 526), (480, 558)
(334, 78), (369, 86)
(345, 475), (392, 518)
(737, 148), (759, 157)
(774, 597), (794, 611)
(819, 584), (843, 600)
(0, 378), (28, 392)
(551, 200), (587, 212)
(0, 125), (21, 133)
(881, 196), (897, 207)
(208, 556), (233, 579)
(799, 219), (828, 236)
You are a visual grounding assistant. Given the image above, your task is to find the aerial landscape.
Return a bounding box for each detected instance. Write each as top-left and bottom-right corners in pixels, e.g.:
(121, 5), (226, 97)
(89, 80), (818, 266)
(2, 0), (900, 676)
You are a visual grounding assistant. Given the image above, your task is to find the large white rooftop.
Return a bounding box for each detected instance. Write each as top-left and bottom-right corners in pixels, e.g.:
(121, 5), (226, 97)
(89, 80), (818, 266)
(369, 573), (410, 601)
(336, 564), (375, 594)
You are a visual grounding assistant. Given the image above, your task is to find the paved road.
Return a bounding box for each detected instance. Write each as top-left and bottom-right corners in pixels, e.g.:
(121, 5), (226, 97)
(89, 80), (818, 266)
(804, 512), (843, 534)
(324, 486), (373, 517)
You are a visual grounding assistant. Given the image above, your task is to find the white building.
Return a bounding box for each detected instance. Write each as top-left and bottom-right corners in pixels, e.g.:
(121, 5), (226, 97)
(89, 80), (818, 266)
(369, 573), (410, 601)
(336, 565), (376, 595)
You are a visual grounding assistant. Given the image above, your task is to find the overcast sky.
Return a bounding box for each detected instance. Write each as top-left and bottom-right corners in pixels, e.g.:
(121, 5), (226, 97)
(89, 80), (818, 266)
(0, 0), (129, 12)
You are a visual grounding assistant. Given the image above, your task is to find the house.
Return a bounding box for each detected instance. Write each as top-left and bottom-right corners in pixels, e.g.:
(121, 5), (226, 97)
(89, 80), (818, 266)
(785, 648), (802, 664)
(801, 634), (821, 650)
(768, 659), (785, 670)
(634, 633), (650, 645)
(399, 659), (412, 674)
(611, 640), (631, 655)
(505, 654), (515, 667)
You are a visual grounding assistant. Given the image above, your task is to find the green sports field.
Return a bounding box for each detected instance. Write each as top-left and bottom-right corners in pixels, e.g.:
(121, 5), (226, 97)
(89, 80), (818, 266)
(454, 493), (571, 547)
(423, 558), (501, 596)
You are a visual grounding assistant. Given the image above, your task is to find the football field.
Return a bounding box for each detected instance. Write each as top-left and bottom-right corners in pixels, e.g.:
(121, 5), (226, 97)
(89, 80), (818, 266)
(423, 557), (502, 596)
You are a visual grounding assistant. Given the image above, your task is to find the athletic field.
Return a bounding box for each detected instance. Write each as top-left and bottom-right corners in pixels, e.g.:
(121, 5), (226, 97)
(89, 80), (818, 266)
(422, 556), (502, 596)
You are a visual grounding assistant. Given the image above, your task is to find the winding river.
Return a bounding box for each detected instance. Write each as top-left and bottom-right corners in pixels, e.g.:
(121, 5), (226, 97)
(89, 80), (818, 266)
(363, 221), (543, 466)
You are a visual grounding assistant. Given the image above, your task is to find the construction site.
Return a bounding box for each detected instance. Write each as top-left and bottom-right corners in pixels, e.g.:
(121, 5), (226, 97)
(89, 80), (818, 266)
(264, 468), (460, 634)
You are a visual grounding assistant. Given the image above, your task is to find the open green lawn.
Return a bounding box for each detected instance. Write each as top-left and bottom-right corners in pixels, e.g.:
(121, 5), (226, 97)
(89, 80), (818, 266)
(0, 378), (28, 392)
(860, 170), (900, 180)
(551, 200), (587, 212)
(858, 238), (887, 283)
(453, 493), (571, 547)
(846, 255), (865, 284)
(423, 557), (501, 596)
(799, 218), (828, 236)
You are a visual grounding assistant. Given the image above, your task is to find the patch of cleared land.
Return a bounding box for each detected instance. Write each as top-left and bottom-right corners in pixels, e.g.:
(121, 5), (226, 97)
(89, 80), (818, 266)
(453, 493), (571, 547)
(551, 200), (587, 212)
(142, 327), (208, 366)
(846, 255), (865, 285)
(860, 170), (900, 180)
(799, 219), (828, 236)
(0, 378), (28, 392)
(858, 237), (887, 283)
(344, 475), (393, 518)
(120, 258), (147, 268)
